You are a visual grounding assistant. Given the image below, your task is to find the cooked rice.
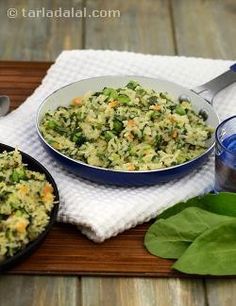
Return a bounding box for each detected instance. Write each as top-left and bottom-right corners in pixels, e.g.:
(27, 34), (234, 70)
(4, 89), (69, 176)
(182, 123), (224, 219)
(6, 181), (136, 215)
(0, 149), (55, 260)
(40, 81), (213, 171)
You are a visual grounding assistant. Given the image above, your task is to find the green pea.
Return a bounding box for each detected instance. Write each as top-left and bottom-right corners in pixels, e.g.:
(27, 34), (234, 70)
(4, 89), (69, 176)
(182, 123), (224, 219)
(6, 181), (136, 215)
(117, 94), (131, 104)
(10, 169), (26, 183)
(47, 120), (58, 129)
(104, 131), (115, 141)
(103, 88), (118, 99)
(175, 106), (186, 116)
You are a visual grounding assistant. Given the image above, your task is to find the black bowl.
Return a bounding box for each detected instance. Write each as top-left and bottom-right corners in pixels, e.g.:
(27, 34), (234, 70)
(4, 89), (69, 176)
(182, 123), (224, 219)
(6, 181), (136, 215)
(0, 143), (59, 272)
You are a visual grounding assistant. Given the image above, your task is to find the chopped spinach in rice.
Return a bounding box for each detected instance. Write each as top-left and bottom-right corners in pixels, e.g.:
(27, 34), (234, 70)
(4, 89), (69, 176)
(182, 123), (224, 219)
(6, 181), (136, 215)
(39, 81), (213, 171)
(0, 149), (55, 261)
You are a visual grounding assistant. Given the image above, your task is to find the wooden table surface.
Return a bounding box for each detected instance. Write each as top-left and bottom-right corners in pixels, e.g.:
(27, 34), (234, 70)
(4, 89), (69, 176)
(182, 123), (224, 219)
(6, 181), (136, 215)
(0, 0), (236, 305)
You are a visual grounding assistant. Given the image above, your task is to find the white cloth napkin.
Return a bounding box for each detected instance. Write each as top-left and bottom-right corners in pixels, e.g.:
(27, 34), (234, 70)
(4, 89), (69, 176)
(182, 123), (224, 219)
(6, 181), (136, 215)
(0, 50), (235, 242)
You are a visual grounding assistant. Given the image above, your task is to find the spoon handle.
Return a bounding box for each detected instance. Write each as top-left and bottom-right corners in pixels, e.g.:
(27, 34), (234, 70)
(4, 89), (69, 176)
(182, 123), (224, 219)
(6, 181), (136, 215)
(0, 96), (10, 117)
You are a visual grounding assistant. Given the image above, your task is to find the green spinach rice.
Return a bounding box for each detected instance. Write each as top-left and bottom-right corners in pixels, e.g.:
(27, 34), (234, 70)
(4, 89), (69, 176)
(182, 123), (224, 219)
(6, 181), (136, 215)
(40, 81), (213, 171)
(0, 149), (55, 261)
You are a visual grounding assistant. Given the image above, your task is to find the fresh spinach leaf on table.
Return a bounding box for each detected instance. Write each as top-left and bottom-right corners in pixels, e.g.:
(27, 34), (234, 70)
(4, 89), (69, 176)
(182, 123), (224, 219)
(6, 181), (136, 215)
(144, 192), (236, 275)
(144, 207), (235, 259)
(158, 192), (236, 220)
(173, 220), (236, 275)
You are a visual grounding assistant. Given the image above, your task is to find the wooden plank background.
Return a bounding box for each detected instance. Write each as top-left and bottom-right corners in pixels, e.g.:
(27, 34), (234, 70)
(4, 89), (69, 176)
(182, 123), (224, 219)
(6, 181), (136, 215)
(0, 0), (236, 305)
(0, 0), (235, 60)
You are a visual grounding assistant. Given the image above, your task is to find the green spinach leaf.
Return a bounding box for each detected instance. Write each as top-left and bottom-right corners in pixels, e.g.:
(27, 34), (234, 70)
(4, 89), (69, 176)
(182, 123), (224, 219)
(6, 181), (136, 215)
(173, 220), (236, 275)
(144, 207), (235, 259)
(158, 192), (236, 220)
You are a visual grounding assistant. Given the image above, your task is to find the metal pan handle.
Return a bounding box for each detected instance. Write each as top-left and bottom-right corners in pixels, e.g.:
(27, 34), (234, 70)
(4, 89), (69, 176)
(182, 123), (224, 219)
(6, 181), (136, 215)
(192, 63), (236, 104)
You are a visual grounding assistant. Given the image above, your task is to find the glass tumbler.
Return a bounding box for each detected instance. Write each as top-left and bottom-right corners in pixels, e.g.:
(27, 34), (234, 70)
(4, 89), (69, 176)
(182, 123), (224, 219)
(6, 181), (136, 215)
(215, 116), (236, 192)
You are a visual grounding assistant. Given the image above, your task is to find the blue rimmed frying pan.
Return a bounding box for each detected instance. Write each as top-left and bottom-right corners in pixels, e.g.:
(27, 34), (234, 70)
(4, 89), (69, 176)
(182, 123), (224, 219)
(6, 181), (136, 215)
(36, 64), (236, 186)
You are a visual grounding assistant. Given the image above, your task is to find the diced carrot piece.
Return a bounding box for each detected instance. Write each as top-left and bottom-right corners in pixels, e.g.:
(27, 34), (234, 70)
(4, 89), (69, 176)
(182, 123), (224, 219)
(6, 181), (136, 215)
(72, 97), (83, 105)
(43, 183), (53, 195)
(16, 220), (28, 233)
(169, 115), (176, 123)
(19, 184), (29, 194)
(42, 193), (54, 204)
(172, 130), (178, 139)
(126, 133), (134, 141)
(153, 104), (161, 111)
(108, 100), (119, 108)
(127, 163), (135, 171)
(127, 119), (136, 127)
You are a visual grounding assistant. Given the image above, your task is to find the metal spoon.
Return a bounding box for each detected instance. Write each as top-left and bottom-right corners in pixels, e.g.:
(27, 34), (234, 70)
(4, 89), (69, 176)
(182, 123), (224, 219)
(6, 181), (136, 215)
(0, 96), (10, 117)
